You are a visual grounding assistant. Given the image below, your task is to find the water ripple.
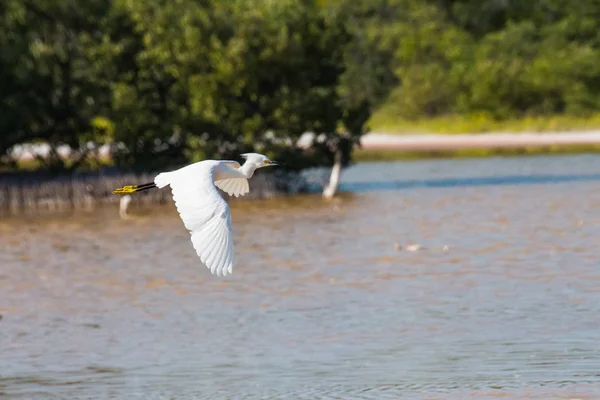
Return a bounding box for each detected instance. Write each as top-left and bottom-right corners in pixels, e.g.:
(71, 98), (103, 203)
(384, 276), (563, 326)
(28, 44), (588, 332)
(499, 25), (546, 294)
(1, 155), (600, 398)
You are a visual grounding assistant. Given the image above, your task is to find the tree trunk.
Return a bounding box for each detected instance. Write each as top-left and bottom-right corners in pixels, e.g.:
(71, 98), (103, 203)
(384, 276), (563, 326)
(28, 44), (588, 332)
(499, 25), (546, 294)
(323, 147), (343, 199)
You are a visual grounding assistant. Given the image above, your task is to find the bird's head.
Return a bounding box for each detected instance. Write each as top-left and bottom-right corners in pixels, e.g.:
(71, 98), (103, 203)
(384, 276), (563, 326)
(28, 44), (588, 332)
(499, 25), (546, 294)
(240, 153), (278, 168)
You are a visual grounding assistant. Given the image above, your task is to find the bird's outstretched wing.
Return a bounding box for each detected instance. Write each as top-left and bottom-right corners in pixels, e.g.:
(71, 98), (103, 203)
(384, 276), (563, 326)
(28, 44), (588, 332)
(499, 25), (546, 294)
(214, 161), (250, 197)
(215, 178), (249, 197)
(167, 162), (234, 276)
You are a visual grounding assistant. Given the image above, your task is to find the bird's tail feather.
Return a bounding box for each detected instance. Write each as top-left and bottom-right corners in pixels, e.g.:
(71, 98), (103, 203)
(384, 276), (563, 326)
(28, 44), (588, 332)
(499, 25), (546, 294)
(113, 182), (157, 195)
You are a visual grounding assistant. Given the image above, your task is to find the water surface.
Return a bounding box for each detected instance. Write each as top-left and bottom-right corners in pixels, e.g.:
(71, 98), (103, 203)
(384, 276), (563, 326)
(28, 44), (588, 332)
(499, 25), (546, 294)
(2, 155), (600, 399)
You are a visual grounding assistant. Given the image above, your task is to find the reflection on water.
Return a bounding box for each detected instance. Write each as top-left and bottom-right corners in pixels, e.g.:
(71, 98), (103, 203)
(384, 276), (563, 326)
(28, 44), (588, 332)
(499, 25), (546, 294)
(2, 155), (600, 399)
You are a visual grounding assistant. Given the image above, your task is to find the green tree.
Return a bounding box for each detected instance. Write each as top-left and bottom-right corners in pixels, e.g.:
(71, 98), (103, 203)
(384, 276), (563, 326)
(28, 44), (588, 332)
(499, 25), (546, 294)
(186, 0), (348, 163)
(109, 0), (218, 172)
(0, 0), (117, 172)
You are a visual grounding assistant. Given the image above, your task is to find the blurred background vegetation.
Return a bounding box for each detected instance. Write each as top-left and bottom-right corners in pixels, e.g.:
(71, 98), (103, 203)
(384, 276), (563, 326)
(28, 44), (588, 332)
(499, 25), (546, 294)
(1, 0), (600, 174)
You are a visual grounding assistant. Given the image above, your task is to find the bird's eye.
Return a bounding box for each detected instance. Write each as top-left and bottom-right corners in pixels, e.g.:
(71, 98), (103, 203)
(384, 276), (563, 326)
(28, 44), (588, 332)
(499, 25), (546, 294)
(263, 160), (271, 164)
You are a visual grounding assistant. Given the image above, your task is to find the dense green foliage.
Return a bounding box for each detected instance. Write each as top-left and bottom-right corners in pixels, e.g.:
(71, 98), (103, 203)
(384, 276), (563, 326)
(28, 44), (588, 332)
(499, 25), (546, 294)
(371, 0), (600, 123)
(0, 0), (117, 171)
(2, 0), (600, 171)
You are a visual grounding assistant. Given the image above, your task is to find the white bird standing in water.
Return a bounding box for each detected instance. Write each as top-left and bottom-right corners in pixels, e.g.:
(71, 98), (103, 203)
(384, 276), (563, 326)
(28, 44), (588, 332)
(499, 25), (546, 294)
(113, 153), (278, 276)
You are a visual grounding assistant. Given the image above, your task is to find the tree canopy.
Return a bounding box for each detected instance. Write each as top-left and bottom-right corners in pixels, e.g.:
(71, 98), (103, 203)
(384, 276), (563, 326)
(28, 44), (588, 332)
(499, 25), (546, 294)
(1, 0), (599, 172)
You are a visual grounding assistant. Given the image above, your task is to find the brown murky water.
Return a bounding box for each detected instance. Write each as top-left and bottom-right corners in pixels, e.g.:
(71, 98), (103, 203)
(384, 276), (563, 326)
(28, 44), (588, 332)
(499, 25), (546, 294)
(2, 155), (600, 399)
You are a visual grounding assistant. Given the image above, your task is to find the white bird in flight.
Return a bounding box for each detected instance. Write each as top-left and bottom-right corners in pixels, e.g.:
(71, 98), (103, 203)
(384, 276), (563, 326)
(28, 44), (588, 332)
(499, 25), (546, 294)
(113, 153), (278, 276)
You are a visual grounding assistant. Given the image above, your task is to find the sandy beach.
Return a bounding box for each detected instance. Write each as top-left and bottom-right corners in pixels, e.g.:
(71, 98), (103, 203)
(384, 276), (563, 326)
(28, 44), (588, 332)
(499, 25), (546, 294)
(360, 130), (600, 150)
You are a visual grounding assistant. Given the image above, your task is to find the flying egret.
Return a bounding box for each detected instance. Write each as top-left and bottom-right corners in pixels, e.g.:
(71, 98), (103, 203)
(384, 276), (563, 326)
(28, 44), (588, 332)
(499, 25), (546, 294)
(112, 153), (278, 276)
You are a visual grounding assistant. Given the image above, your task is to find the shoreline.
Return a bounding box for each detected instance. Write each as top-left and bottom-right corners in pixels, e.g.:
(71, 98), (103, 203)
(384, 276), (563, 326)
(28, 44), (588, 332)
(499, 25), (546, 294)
(1, 134), (597, 215)
(11, 130), (600, 161)
(359, 130), (600, 150)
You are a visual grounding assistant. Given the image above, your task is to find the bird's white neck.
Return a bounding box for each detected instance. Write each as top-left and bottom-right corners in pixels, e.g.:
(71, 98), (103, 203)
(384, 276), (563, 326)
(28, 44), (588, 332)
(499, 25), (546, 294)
(239, 161), (259, 179)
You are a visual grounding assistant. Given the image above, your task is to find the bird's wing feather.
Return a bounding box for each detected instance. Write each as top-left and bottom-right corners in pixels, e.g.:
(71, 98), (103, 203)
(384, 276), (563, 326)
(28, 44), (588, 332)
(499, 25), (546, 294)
(214, 178), (249, 197)
(214, 161), (250, 197)
(168, 162), (234, 276)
